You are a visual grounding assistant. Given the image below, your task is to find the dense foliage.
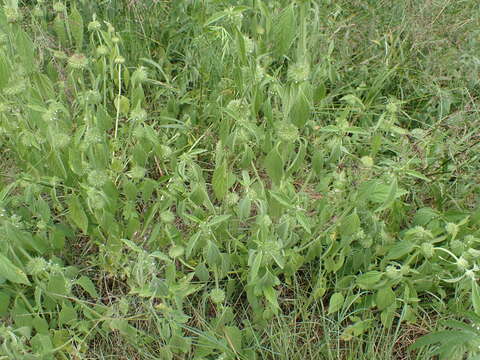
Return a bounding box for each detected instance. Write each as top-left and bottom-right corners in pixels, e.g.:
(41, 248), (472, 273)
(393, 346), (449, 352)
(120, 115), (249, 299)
(0, 0), (480, 359)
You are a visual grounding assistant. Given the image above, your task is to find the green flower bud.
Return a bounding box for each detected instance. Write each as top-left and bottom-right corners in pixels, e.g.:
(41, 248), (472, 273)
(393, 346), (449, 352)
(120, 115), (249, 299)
(386, 265), (402, 280)
(445, 222), (459, 239)
(114, 56), (125, 65)
(288, 61), (310, 83)
(88, 20), (101, 32)
(33, 5), (44, 17)
(128, 166), (146, 180)
(96, 45), (109, 57)
(210, 288), (225, 304)
(68, 54), (88, 69)
(276, 121), (299, 142)
(132, 66), (148, 84)
(225, 192), (240, 207)
(421, 243), (434, 259)
(456, 257), (469, 271)
(160, 211), (175, 224)
(87, 170), (109, 188)
(53, 2), (65, 13)
(3, 6), (22, 23)
(26, 257), (48, 275)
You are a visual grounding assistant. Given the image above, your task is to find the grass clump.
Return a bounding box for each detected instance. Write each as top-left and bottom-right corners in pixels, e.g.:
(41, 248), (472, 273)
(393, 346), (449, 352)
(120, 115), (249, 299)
(0, 0), (480, 359)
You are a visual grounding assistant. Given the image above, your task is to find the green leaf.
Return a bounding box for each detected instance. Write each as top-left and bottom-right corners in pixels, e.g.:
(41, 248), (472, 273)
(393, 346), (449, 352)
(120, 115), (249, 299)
(271, 250), (285, 269)
(169, 245), (185, 259)
(356, 271), (383, 290)
(271, 4), (296, 57)
(224, 326), (242, 353)
(76, 276), (99, 298)
(53, 15), (68, 47)
(68, 147), (84, 175)
(33, 316), (49, 335)
(68, 4), (84, 50)
(0, 253), (30, 285)
(472, 280), (480, 316)
(264, 286), (280, 311)
(31, 333), (53, 356)
(205, 241), (222, 267)
(186, 231), (202, 259)
(289, 83), (312, 128)
(249, 251), (263, 280)
(328, 292), (344, 314)
(404, 170), (430, 182)
(386, 241), (414, 260)
(206, 214), (231, 227)
(375, 177), (398, 212)
(58, 303), (77, 326)
(115, 95), (130, 115)
(264, 146), (283, 185)
(238, 196), (251, 220)
(67, 196), (89, 234)
(47, 273), (70, 297)
(338, 211), (360, 238)
(195, 263), (210, 282)
(0, 291), (11, 316)
(212, 160), (228, 200)
(376, 286), (396, 310)
(312, 150), (324, 175)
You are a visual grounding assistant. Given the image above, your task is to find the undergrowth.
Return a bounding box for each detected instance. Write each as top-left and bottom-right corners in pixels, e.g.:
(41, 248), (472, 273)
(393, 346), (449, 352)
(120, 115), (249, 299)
(0, 0), (480, 359)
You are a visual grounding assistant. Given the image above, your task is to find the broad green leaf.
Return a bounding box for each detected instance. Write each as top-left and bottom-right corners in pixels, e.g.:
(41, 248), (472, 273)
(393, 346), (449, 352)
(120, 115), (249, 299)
(207, 214), (231, 227)
(15, 30), (35, 71)
(67, 196), (88, 234)
(31, 333), (53, 356)
(269, 190), (294, 209)
(472, 280), (480, 316)
(413, 207), (439, 226)
(386, 241), (414, 260)
(224, 326), (242, 353)
(375, 177), (398, 212)
(205, 241), (222, 267)
(264, 146), (283, 185)
(356, 271), (383, 290)
(68, 147), (84, 175)
(194, 263), (210, 282)
(338, 211), (360, 238)
(33, 316), (49, 335)
(249, 251), (263, 280)
(328, 292), (344, 314)
(69, 4), (84, 50)
(376, 286), (396, 310)
(212, 160), (228, 200)
(358, 180), (406, 204)
(264, 286), (280, 311)
(169, 245), (185, 259)
(47, 273), (69, 297)
(58, 303), (77, 326)
(312, 150), (324, 175)
(238, 196), (251, 220)
(53, 15), (68, 46)
(0, 291), (10, 316)
(404, 170), (430, 182)
(186, 231), (202, 259)
(76, 276), (99, 298)
(271, 250), (285, 269)
(115, 95), (130, 115)
(0, 253), (30, 285)
(289, 83), (312, 128)
(380, 304), (395, 327)
(271, 4), (296, 57)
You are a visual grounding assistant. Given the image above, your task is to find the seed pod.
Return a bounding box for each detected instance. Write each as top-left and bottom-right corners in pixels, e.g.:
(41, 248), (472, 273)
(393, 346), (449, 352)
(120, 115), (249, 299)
(421, 243), (434, 259)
